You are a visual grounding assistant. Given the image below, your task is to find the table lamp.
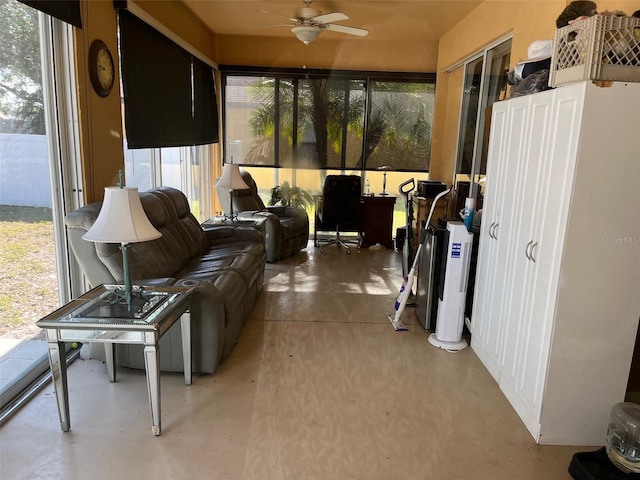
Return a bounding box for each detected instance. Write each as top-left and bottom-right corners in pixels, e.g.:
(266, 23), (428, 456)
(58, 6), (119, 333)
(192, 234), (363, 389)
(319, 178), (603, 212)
(215, 163), (249, 222)
(82, 173), (162, 312)
(378, 165), (393, 196)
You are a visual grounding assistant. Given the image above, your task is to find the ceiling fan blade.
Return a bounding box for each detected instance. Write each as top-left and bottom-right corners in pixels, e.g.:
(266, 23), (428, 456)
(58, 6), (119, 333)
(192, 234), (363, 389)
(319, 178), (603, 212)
(325, 24), (369, 37)
(313, 12), (348, 24)
(251, 23), (297, 30)
(257, 9), (297, 23)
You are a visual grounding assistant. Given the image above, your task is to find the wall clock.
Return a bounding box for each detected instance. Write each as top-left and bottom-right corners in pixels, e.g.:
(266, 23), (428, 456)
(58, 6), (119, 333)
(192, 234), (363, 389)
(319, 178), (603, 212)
(88, 39), (115, 98)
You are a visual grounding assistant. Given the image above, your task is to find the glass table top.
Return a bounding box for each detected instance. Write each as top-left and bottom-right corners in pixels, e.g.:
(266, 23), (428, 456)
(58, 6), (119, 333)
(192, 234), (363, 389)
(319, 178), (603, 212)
(36, 284), (193, 329)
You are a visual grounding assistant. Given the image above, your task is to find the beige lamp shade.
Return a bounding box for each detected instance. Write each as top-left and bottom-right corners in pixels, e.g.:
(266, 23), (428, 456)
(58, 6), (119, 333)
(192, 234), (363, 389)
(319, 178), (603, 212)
(83, 186), (162, 244)
(215, 164), (249, 190)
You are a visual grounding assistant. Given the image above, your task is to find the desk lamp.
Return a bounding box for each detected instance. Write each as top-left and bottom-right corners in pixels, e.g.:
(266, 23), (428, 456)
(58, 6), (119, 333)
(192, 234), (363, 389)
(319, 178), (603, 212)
(82, 172), (162, 312)
(378, 165), (393, 196)
(215, 163), (249, 222)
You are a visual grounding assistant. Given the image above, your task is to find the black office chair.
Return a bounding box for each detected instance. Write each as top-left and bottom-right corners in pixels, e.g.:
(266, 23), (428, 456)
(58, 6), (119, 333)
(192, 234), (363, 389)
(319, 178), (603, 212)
(314, 175), (362, 254)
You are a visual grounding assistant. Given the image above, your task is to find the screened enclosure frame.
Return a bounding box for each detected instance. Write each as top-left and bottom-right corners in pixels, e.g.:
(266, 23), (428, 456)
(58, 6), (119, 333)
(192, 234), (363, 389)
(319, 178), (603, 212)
(221, 66), (436, 176)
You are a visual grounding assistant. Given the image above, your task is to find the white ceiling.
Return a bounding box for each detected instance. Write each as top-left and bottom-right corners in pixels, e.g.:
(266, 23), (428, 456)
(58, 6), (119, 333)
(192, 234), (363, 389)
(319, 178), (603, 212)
(182, 1), (483, 43)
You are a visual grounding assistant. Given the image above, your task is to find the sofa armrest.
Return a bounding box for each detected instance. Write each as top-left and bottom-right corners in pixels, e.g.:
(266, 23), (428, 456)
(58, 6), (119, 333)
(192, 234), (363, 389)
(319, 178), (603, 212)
(132, 277), (177, 287)
(265, 206), (308, 221)
(202, 224), (264, 245)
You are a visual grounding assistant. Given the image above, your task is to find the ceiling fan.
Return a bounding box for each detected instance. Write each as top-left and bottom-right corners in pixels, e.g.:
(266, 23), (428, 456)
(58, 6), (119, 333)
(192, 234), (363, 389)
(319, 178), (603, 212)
(257, 0), (369, 45)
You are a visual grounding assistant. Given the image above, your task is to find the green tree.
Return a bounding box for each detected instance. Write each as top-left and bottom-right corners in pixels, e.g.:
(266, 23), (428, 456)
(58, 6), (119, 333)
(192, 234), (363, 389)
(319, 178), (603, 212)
(0, 0), (45, 134)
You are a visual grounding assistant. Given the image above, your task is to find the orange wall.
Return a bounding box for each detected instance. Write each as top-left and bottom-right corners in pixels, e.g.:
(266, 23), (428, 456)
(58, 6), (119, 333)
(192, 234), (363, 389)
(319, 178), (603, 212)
(75, 0), (123, 203)
(76, 0), (639, 200)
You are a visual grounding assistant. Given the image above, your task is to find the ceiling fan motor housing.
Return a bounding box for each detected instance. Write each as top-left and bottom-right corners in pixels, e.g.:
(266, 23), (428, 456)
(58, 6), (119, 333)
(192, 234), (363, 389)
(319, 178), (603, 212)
(295, 7), (322, 20)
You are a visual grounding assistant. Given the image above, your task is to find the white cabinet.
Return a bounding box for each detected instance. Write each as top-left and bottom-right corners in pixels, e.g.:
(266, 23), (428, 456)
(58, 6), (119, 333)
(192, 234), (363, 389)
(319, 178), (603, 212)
(470, 81), (640, 445)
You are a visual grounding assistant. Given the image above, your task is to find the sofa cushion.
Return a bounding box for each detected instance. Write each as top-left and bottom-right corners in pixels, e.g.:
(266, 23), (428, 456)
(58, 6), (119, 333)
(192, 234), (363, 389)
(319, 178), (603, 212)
(177, 251), (262, 288)
(204, 241), (266, 261)
(175, 272), (247, 328)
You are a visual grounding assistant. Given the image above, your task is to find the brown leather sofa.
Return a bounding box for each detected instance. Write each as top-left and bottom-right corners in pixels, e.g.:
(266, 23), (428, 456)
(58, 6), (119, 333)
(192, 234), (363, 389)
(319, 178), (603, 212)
(65, 186), (266, 374)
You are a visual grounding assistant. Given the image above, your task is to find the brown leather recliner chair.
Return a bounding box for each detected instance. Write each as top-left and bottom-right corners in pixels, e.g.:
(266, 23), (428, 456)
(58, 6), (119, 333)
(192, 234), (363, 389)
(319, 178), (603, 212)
(217, 169), (309, 263)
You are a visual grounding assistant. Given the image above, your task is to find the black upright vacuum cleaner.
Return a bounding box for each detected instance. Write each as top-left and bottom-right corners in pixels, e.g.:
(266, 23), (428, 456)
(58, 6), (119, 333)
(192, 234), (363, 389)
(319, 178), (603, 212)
(398, 178), (416, 278)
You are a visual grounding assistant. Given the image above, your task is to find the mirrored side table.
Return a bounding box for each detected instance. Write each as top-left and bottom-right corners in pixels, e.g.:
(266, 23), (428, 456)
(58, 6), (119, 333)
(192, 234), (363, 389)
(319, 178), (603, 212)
(36, 284), (194, 436)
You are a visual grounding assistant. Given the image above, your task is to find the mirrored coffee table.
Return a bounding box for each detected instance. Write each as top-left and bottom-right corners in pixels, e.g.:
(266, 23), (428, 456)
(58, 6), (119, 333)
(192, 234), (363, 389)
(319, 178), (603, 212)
(36, 284), (194, 436)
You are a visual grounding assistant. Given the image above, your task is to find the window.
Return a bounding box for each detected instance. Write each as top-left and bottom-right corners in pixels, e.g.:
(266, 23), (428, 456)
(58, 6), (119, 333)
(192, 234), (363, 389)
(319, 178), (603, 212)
(223, 68), (435, 237)
(223, 68), (435, 174)
(454, 37), (512, 193)
(365, 80), (434, 172)
(123, 142), (210, 221)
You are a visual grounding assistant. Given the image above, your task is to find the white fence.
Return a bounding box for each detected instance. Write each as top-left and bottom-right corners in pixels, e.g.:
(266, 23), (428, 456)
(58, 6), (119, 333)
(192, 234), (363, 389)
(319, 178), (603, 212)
(0, 133), (51, 208)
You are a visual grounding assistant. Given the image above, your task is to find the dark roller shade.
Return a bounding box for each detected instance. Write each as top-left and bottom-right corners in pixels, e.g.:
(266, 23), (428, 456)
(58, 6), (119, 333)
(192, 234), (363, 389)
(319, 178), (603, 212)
(118, 10), (218, 148)
(192, 56), (219, 145)
(18, 0), (82, 28)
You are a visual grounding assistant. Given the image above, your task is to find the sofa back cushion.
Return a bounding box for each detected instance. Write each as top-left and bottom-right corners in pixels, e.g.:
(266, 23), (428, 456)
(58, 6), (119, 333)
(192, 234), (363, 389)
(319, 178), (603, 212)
(92, 187), (209, 281)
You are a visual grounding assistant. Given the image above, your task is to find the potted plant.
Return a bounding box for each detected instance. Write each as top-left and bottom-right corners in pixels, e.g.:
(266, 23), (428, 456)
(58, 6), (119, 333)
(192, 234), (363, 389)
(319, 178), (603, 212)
(268, 182), (313, 209)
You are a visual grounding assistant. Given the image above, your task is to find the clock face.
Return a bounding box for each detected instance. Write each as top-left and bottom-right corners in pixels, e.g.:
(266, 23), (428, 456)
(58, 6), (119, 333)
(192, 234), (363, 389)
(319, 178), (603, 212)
(88, 39), (114, 98)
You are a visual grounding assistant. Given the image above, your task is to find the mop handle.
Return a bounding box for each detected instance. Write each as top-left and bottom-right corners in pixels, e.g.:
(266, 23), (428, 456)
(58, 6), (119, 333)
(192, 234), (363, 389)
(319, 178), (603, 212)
(424, 187), (452, 231)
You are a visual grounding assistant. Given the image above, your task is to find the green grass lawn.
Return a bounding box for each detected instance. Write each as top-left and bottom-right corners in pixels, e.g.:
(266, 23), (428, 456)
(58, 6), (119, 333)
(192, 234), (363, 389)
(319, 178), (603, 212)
(0, 205), (58, 339)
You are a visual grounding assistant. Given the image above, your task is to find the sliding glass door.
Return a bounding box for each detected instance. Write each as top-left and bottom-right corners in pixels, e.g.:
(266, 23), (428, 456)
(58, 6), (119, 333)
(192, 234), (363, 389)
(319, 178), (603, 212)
(0, 0), (81, 419)
(454, 37), (512, 203)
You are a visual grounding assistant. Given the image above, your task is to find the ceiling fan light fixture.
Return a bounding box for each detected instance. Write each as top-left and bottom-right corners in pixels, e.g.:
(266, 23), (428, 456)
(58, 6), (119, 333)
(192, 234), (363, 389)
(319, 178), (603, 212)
(292, 25), (321, 45)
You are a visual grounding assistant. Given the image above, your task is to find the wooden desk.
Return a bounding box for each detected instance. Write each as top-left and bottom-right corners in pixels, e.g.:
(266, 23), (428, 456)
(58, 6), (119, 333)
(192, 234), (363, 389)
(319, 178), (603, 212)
(360, 195), (396, 248)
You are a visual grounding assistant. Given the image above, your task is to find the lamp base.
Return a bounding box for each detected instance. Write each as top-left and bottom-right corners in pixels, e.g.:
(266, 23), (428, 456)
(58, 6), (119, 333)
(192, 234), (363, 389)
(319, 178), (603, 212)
(103, 286), (164, 319)
(106, 287), (130, 306)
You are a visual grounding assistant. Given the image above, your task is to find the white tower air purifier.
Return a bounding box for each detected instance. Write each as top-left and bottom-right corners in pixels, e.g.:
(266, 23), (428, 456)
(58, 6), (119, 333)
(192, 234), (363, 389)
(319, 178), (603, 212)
(428, 221), (473, 351)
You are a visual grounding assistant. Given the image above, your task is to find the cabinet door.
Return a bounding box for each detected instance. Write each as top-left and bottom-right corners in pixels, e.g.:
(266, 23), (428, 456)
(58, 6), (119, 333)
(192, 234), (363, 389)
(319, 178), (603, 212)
(470, 96), (529, 378)
(498, 90), (555, 437)
(470, 103), (507, 379)
(496, 83), (584, 442)
(516, 85), (584, 433)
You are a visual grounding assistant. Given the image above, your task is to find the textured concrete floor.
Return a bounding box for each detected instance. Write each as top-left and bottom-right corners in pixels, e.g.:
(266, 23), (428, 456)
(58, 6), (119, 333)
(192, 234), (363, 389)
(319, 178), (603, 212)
(0, 245), (591, 479)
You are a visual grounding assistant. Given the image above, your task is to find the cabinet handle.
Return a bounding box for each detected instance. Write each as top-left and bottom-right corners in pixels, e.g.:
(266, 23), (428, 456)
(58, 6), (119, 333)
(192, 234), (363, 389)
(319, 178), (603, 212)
(493, 223), (499, 240)
(488, 222), (495, 239)
(530, 242), (538, 263)
(525, 240), (532, 260)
